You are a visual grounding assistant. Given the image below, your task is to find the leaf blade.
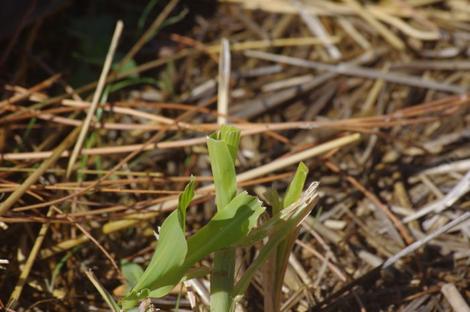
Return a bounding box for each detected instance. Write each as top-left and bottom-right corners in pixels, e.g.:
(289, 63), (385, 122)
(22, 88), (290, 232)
(233, 182), (318, 298)
(121, 260), (144, 292)
(207, 134), (237, 211)
(178, 177), (196, 231)
(123, 179), (196, 307)
(185, 191), (265, 266)
(283, 162), (309, 208)
(219, 125), (241, 162)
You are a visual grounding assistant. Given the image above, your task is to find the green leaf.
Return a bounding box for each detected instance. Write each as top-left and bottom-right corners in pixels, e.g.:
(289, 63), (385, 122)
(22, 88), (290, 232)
(271, 162), (309, 310)
(185, 192), (265, 266)
(208, 125), (241, 311)
(232, 217), (299, 298)
(122, 211), (187, 309)
(122, 179), (196, 308)
(233, 182), (318, 298)
(123, 190), (264, 309)
(138, 0), (159, 32)
(178, 177), (196, 231)
(121, 261), (144, 292)
(23, 117), (37, 140)
(265, 189), (283, 216)
(236, 182), (319, 249)
(179, 191), (264, 310)
(158, 61), (176, 96)
(160, 7), (189, 30)
(113, 58), (139, 78)
(283, 162), (309, 208)
(190, 190), (264, 310)
(219, 125), (241, 162)
(207, 128), (239, 211)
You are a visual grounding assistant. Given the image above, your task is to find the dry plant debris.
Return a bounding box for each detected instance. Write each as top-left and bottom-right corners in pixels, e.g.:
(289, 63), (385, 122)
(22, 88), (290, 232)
(0, 0), (470, 311)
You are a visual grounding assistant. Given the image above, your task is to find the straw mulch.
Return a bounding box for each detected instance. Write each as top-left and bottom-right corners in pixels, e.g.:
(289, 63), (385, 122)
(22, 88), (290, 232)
(0, 1), (469, 311)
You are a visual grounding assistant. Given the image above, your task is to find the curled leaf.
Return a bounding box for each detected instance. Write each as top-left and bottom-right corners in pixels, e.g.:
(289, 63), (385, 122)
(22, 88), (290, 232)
(185, 191), (265, 266)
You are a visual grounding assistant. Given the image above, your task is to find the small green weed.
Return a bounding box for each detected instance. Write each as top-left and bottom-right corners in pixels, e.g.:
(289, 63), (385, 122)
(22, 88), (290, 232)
(88, 125), (318, 311)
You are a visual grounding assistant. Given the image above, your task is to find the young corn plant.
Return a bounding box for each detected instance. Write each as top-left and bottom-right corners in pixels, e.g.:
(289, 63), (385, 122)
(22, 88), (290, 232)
(87, 125), (318, 311)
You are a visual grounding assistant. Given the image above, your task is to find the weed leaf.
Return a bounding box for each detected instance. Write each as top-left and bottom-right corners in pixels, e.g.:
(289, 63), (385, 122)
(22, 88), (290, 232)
(283, 162), (309, 208)
(207, 126), (240, 211)
(265, 188), (283, 216)
(121, 261), (144, 292)
(275, 162), (309, 310)
(122, 179), (195, 308)
(185, 191), (265, 266)
(177, 177), (196, 230)
(234, 182), (318, 298)
(219, 125), (241, 162)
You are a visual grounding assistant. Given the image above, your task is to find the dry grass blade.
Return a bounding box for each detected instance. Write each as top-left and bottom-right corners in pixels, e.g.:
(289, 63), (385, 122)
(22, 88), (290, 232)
(441, 283), (470, 312)
(2, 94), (466, 162)
(294, 0), (341, 60)
(217, 39), (230, 125)
(403, 170), (470, 222)
(368, 6), (439, 40)
(118, 0), (180, 69)
(343, 0), (405, 50)
(206, 36), (340, 53)
(62, 99), (191, 128)
(0, 127), (80, 216)
(325, 160), (414, 245)
(50, 205), (121, 274)
(7, 208), (53, 308)
(3, 1), (470, 310)
(383, 212), (470, 268)
(65, 20), (124, 178)
(236, 134), (360, 183)
(245, 50), (467, 93)
(82, 266), (120, 312)
(39, 134), (360, 258)
(0, 74), (61, 107)
(219, 0), (352, 15)
(3, 99), (218, 214)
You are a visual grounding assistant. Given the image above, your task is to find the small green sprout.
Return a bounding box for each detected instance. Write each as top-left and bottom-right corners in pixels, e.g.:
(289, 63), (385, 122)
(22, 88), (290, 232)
(87, 125), (318, 311)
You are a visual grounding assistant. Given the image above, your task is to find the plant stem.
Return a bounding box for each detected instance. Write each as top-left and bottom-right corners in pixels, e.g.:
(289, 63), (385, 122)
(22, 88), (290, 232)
(207, 126), (240, 311)
(211, 249), (235, 311)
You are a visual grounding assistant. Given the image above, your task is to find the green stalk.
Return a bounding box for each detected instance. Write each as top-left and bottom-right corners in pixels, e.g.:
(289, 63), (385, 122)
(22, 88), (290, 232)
(207, 126), (240, 311)
(211, 249), (235, 311)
